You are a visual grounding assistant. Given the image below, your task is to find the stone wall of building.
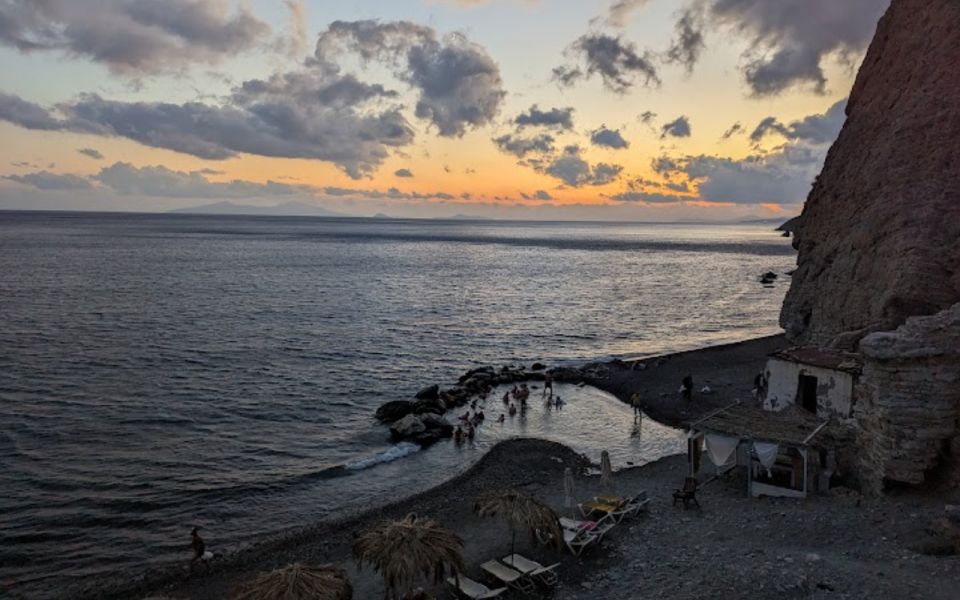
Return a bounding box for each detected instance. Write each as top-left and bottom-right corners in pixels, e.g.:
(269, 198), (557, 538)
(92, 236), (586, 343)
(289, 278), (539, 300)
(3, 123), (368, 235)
(855, 303), (960, 493)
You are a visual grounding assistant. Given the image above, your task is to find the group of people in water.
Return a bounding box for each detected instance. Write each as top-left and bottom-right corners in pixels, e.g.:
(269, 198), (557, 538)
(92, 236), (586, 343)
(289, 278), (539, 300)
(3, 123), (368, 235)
(452, 373), (564, 445)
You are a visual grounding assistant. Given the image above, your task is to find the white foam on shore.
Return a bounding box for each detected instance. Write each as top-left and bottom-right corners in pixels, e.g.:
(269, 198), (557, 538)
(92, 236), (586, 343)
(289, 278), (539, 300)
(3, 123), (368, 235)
(345, 442), (421, 471)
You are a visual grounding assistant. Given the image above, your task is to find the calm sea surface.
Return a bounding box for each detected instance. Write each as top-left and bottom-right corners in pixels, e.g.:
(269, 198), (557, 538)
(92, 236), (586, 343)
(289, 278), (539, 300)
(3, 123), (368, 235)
(0, 212), (794, 597)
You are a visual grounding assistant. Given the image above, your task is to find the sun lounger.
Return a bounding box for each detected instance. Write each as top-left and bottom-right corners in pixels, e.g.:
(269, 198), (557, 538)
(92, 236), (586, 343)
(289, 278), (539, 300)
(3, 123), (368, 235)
(501, 554), (559, 586)
(480, 560), (536, 595)
(535, 523), (600, 556)
(559, 516), (615, 540)
(446, 575), (507, 599)
(586, 491), (650, 520)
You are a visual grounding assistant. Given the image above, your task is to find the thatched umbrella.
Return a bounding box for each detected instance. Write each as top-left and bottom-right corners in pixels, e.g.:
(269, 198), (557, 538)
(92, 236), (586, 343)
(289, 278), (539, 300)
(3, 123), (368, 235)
(352, 513), (464, 600)
(230, 563), (352, 600)
(474, 489), (562, 566)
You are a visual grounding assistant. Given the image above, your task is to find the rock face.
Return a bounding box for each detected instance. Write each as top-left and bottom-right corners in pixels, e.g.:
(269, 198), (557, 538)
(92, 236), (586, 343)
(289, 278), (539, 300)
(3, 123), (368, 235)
(375, 400), (413, 423)
(780, 0), (960, 347)
(855, 303), (960, 493)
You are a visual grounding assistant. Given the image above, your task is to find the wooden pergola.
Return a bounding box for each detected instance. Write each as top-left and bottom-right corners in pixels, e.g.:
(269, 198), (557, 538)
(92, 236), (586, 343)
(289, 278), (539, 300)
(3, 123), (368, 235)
(686, 402), (833, 498)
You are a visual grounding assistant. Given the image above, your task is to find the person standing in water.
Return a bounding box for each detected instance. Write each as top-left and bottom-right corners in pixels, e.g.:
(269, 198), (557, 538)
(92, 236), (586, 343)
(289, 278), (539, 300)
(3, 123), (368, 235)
(542, 372), (554, 398)
(630, 392), (643, 423)
(190, 527), (206, 571)
(681, 375), (693, 402)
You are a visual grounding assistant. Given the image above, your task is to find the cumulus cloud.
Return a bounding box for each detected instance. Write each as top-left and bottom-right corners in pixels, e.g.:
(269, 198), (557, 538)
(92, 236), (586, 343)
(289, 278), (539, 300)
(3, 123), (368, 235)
(394, 168), (414, 177)
(0, 71), (416, 178)
(78, 147), (104, 160)
(5, 170), (92, 190)
(660, 116), (691, 139)
(554, 33), (659, 93)
(493, 133), (555, 158)
(315, 20), (506, 137)
(649, 101), (846, 205)
(0, 0), (270, 75)
(514, 105), (574, 130)
(749, 99), (847, 143)
(590, 126), (630, 149)
(702, 0), (889, 96)
(541, 145), (623, 187)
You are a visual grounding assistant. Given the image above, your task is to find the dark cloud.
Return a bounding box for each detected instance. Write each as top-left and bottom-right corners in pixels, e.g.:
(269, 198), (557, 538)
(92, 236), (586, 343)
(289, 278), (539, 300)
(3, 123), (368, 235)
(720, 122), (744, 140)
(542, 145), (623, 187)
(94, 162), (310, 198)
(0, 92), (70, 130)
(590, 126), (630, 149)
(5, 170), (92, 190)
(394, 168), (414, 177)
(0, 0), (270, 74)
(315, 20), (506, 137)
(521, 190), (553, 201)
(0, 72), (416, 179)
(660, 116), (691, 138)
(638, 111), (657, 125)
(514, 105), (574, 130)
(664, 7), (705, 73)
(750, 99), (846, 143)
(493, 133), (555, 158)
(555, 34), (660, 93)
(706, 0), (889, 96)
(77, 147), (104, 160)
(610, 191), (685, 203)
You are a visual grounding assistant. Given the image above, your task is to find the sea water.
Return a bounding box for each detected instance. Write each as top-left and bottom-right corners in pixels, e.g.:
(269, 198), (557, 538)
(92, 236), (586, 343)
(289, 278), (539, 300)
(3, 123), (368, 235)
(0, 212), (794, 597)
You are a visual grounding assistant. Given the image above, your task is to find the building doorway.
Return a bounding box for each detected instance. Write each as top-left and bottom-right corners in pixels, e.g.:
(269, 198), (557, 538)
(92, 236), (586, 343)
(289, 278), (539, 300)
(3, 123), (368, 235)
(798, 374), (818, 414)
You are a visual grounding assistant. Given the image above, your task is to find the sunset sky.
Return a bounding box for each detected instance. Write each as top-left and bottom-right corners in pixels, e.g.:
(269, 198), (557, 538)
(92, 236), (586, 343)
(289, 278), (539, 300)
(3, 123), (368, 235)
(0, 0), (890, 220)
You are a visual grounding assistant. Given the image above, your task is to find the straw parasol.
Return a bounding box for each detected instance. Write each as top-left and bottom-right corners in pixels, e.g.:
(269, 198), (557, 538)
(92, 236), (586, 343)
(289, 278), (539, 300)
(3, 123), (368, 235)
(230, 563), (352, 600)
(474, 489), (562, 565)
(352, 513), (464, 600)
(600, 450), (614, 493)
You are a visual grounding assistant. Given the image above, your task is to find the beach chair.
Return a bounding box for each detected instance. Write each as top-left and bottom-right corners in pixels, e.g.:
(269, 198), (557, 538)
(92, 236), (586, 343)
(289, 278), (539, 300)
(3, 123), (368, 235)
(672, 477), (700, 508)
(480, 560), (536, 595)
(594, 491), (650, 518)
(501, 554), (559, 586)
(535, 524), (599, 557)
(559, 516), (615, 540)
(446, 575), (507, 599)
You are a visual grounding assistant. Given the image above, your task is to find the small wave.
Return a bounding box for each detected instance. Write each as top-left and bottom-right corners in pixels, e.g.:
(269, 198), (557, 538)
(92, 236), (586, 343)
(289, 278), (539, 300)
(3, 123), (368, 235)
(345, 442), (421, 471)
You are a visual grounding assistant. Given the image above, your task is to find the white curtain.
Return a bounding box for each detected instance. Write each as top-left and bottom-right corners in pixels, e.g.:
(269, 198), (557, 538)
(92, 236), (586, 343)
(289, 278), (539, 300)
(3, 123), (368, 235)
(753, 442), (780, 477)
(704, 434), (739, 468)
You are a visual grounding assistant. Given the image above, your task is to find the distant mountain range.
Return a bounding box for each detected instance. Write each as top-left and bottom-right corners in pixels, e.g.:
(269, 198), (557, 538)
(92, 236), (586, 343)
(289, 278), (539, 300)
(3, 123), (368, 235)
(170, 201), (347, 217)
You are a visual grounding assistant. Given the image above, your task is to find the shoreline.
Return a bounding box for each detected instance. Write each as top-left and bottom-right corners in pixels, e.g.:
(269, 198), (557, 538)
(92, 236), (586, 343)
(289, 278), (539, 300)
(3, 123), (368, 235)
(66, 334), (789, 600)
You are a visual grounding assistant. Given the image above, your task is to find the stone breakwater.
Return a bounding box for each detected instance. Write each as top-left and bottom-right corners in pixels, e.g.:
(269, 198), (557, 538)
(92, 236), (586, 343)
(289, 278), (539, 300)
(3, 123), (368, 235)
(374, 362), (596, 445)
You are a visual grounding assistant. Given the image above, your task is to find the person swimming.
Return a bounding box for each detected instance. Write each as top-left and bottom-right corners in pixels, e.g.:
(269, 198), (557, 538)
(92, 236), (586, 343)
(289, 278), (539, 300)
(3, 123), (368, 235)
(497, 413), (505, 424)
(508, 403), (517, 416)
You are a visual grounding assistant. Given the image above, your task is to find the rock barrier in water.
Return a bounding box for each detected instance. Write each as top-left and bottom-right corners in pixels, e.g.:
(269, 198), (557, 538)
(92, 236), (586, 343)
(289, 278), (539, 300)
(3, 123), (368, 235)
(374, 363), (588, 446)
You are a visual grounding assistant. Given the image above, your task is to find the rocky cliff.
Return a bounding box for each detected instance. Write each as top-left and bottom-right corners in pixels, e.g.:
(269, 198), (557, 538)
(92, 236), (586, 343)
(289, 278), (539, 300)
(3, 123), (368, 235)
(780, 0), (960, 347)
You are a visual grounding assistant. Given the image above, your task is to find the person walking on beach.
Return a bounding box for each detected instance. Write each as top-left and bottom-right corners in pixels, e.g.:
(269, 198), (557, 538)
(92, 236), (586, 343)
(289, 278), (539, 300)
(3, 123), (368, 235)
(681, 375), (693, 402)
(190, 527), (206, 571)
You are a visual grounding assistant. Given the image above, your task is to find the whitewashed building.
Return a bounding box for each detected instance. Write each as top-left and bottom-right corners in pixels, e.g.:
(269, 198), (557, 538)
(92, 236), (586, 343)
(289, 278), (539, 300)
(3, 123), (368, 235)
(761, 347), (862, 422)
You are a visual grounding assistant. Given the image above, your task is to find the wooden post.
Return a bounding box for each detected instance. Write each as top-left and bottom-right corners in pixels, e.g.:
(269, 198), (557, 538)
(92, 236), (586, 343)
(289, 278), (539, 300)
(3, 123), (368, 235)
(802, 448), (808, 497)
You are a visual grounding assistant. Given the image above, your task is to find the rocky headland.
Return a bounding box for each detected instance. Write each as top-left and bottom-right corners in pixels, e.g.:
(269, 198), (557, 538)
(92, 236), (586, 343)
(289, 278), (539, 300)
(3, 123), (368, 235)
(780, 0), (960, 348)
